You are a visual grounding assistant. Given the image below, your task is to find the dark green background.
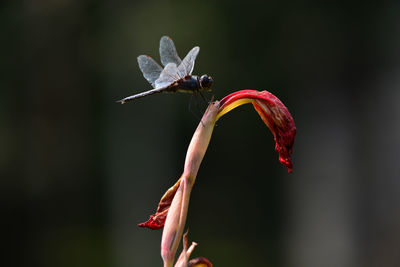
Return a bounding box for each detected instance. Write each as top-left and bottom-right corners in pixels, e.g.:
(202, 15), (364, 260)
(2, 0), (400, 266)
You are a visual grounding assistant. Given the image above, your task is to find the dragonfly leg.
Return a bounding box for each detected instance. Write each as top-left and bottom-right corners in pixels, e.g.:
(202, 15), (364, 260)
(188, 92), (204, 126)
(198, 90), (210, 104)
(188, 92), (194, 113)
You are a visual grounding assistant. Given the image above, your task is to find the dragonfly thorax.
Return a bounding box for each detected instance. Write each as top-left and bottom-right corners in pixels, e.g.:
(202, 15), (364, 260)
(176, 75), (213, 93)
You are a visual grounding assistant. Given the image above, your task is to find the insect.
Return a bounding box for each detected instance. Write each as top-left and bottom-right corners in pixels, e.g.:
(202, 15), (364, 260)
(118, 36), (213, 104)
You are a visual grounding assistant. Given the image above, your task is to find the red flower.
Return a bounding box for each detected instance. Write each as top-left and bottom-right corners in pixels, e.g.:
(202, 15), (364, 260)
(136, 91), (296, 266)
(139, 90), (296, 230)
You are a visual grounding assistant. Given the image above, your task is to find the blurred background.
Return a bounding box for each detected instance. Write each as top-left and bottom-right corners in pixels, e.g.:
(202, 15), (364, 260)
(2, 0), (400, 266)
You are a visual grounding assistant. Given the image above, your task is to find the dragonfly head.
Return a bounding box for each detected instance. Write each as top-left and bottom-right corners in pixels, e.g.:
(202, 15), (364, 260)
(199, 75), (213, 91)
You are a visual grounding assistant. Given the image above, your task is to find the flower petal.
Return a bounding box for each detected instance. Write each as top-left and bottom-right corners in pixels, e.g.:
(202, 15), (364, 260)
(217, 90), (296, 172)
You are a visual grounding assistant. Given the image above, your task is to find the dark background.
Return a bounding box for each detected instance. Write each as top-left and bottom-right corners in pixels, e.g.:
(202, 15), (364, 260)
(2, 0), (400, 266)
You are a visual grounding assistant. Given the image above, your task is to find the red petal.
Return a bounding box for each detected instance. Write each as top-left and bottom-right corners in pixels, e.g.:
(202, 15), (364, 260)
(218, 90), (296, 172)
(138, 178), (181, 229)
(219, 89), (262, 107)
(253, 97), (296, 172)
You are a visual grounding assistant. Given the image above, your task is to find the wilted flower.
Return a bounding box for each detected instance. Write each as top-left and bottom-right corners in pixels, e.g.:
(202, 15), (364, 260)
(138, 90), (296, 266)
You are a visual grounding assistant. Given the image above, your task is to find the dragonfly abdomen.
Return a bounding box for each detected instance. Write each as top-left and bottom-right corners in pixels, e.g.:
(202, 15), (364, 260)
(117, 88), (164, 104)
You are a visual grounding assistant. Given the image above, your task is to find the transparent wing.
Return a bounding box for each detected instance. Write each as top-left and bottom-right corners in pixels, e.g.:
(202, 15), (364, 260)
(155, 63), (181, 89)
(159, 36), (182, 67)
(177, 46), (200, 78)
(137, 55), (163, 88)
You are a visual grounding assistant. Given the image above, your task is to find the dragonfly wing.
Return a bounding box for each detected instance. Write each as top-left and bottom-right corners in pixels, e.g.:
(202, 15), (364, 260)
(177, 46), (199, 78)
(155, 63), (181, 89)
(137, 55), (163, 88)
(159, 36), (182, 67)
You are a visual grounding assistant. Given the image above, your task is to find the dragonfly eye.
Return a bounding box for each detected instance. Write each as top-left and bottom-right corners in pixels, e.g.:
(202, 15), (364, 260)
(200, 75), (213, 90)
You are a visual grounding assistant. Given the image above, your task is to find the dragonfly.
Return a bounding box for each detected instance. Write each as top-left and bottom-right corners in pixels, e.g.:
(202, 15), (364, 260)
(118, 36), (213, 104)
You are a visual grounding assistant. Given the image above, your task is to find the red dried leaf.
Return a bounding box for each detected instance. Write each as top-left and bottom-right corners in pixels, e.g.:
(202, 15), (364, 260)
(138, 178), (181, 229)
